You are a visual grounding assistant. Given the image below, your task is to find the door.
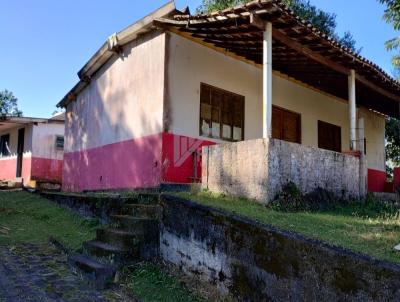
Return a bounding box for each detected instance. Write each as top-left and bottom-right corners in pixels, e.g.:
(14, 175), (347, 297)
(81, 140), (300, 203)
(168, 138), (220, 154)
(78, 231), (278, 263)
(272, 106), (301, 144)
(16, 128), (25, 178)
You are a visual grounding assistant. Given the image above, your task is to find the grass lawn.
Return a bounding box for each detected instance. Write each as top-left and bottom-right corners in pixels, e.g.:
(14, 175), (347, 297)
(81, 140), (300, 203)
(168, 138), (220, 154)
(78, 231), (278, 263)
(121, 263), (203, 302)
(176, 191), (400, 264)
(0, 191), (97, 250)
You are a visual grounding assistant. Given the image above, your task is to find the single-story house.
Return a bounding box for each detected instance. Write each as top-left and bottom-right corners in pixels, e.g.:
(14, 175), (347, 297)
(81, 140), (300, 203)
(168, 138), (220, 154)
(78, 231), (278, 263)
(0, 113), (65, 187)
(57, 1), (400, 195)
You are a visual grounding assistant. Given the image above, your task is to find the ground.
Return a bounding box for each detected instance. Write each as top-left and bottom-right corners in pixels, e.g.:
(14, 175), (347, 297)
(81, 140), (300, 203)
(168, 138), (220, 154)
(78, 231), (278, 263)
(177, 191), (400, 264)
(0, 244), (126, 302)
(0, 191), (203, 302)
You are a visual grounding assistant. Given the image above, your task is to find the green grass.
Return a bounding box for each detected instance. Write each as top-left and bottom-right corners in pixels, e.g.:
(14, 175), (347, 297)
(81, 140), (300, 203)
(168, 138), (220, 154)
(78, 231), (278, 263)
(176, 191), (400, 264)
(0, 191), (97, 250)
(121, 263), (203, 302)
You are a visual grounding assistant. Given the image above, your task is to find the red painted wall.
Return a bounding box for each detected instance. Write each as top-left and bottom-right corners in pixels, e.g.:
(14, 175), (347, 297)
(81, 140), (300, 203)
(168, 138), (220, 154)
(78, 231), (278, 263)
(31, 158), (63, 183)
(367, 168), (387, 192)
(62, 133), (163, 192)
(394, 167), (400, 192)
(61, 132), (216, 192)
(0, 156), (31, 185)
(161, 133), (215, 183)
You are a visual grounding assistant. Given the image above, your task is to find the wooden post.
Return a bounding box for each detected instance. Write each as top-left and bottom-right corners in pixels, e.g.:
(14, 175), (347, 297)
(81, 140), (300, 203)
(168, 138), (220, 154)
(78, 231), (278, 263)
(263, 22), (273, 138)
(348, 69), (357, 150)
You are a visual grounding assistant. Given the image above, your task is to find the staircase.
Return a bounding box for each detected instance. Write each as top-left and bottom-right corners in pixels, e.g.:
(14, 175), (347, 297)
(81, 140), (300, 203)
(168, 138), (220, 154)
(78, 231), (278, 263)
(68, 193), (161, 289)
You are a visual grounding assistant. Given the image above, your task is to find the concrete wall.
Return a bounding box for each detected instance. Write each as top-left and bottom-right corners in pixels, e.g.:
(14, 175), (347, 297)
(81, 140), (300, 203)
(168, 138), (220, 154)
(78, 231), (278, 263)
(160, 195), (400, 301)
(166, 33), (386, 172)
(63, 31), (166, 192)
(202, 138), (361, 202)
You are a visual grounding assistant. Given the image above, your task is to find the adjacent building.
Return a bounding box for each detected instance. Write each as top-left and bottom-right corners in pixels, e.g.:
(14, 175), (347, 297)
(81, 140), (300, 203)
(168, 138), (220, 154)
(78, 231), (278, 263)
(0, 113), (65, 187)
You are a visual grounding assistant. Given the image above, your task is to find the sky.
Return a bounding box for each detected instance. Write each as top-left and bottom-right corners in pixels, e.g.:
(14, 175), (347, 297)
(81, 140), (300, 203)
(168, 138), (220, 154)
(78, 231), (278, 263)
(0, 0), (398, 118)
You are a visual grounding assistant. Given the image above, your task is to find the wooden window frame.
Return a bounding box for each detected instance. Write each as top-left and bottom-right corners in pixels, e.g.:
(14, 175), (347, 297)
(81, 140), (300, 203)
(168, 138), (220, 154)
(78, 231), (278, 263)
(199, 83), (245, 142)
(272, 105), (302, 144)
(317, 120), (342, 153)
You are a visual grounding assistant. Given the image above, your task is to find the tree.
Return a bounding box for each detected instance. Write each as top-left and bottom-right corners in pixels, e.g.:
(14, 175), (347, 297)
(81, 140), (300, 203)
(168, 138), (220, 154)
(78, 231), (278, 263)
(386, 118), (400, 174)
(197, 0), (359, 52)
(378, 0), (400, 173)
(379, 0), (400, 72)
(0, 90), (22, 118)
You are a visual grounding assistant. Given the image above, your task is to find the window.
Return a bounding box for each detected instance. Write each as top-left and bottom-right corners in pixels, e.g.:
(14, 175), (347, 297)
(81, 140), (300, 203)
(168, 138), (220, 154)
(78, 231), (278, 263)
(318, 120), (342, 152)
(272, 106), (301, 144)
(55, 136), (64, 149)
(0, 134), (10, 156)
(200, 83), (244, 141)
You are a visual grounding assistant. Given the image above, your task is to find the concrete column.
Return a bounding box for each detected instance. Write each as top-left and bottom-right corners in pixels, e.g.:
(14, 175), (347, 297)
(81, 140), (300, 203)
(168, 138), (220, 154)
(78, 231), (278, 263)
(358, 117), (367, 198)
(348, 69), (357, 150)
(263, 22), (273, 139)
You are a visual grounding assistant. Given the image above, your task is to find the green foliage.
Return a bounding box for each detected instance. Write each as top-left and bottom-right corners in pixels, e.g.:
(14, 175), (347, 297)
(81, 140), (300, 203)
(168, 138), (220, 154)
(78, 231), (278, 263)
(0, 90), (22, 117)
(177, 191), (400, 264)
(121, 263), (203, 302)
(379, 0), (400, 71)
(197, 0), (359, 52)
(0, 191), (97, 250)
(386, 117), (400, 174)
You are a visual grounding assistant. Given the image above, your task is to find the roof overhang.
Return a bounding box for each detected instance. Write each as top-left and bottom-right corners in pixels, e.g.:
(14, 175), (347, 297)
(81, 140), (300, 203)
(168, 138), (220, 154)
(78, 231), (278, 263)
(155, 0), (400, 119)
(57, 1), (177, 108)
(0, 116), (64, 132)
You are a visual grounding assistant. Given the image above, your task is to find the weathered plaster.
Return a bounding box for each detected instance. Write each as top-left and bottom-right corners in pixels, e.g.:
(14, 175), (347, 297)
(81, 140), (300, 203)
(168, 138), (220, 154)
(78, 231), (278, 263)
(160, 195), (400, 301)
(202, 138), (361, 202)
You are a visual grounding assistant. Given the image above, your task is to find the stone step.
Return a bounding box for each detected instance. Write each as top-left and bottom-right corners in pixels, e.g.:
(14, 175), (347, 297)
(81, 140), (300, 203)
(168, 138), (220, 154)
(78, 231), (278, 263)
(68, 254), (116, 289)
(96, 228), (142, 250)
(83, 240), (135, 265)
(109, 215), (159, 237)
(124, 193), (160, 205)
(121, 204), (161, 219)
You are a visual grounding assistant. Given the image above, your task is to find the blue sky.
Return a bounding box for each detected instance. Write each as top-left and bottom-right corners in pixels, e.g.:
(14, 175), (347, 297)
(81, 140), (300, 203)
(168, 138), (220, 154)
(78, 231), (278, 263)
(0, 0), (397, 117)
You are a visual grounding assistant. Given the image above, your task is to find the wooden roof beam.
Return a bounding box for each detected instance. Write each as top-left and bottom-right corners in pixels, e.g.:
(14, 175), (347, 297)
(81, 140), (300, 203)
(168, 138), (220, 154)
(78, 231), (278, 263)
(250, 13), (400, 102)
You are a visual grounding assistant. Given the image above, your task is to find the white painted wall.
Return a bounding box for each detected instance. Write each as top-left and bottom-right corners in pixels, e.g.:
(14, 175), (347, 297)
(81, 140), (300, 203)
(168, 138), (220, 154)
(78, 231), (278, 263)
(0, 125), (33, 160)
(167, 33), (386, 171)
(359, 108), (386, 171)
(65, 31), (166, 153)
(31, 123), (64, 160)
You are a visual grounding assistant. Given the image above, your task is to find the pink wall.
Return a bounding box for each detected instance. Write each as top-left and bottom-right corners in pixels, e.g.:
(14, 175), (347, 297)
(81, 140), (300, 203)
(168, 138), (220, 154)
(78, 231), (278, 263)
(31, 158), (63, 183)
(0, 156), (31, 185)
(62, 133), (163, 192)
(61, 132), (217, 192)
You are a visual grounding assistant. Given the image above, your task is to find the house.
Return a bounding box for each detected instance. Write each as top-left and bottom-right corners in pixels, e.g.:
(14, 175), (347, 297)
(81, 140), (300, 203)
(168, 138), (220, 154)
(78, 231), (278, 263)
(0, 113), (65, 187)
(57, 1), (400, 195)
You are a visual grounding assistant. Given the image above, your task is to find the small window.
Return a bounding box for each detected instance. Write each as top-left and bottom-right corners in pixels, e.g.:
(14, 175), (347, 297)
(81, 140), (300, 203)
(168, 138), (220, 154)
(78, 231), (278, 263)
(55, 136), (64, 149)
(200, 83), (244, 141)
(0, 134), (10, 156)
(318, 120), (342, 152)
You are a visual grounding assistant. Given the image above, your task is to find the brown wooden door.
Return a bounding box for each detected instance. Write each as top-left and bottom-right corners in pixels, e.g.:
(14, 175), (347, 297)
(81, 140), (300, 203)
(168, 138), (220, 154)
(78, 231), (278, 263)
(318, 120), (341, 152)
(272, 106), (301, 144)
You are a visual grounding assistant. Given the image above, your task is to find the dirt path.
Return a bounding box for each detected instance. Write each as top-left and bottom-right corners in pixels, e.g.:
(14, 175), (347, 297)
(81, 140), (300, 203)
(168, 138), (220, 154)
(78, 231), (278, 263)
(0, 244), (132, 302)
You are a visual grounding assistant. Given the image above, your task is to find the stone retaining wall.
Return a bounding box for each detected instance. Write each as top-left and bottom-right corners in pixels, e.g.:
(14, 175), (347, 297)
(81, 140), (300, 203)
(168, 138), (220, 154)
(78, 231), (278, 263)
(202, 138), (362, 203)
(160, 195), (400, 301)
